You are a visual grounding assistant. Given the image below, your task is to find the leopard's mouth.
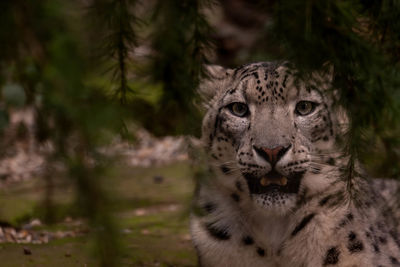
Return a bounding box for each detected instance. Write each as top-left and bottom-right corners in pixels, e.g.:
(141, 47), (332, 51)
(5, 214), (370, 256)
(243, 170), (305, 195)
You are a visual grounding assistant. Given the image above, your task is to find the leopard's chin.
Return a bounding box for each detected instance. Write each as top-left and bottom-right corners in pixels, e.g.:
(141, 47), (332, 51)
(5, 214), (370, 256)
(252, 191), (296, 213)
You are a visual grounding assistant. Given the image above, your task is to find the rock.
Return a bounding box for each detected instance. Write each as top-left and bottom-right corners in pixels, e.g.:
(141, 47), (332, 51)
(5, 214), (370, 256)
(29, 219), (42, 227)
(23, 218), (42, 230)
(134, 208), (147, 216)
(23, 247), (32, 255)
(122, 228), (132, 234)
(153, 175), (164, 184)
(103, 128), (193, 167)
(141, 229), (150, 235)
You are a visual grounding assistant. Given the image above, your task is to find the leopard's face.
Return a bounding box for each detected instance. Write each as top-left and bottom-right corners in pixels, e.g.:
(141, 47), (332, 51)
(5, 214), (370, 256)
(201, 62), (340, 214)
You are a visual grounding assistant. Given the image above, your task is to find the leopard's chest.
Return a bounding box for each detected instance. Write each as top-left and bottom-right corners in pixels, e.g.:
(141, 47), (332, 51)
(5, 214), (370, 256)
(190, 215), (285, 267)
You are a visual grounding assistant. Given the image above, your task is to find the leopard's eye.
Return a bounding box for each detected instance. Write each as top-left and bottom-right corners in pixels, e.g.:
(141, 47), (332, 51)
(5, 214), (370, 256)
(295, 101), (318, 116)
(228, 102), (249, 117)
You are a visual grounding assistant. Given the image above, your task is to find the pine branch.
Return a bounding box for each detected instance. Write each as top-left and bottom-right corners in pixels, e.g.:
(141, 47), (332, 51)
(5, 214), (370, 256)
(88, 0), (140, 104)
(149, 0), (215, 135)
(189, 0), (215, 81)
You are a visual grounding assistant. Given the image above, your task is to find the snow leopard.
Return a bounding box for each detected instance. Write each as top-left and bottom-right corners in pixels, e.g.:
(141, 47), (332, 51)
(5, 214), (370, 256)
(190, 62), (400, 266)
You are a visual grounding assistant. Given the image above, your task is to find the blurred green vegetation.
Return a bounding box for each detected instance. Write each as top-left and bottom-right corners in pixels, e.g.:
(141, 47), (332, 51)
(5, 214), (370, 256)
(0, 0), (208, 265)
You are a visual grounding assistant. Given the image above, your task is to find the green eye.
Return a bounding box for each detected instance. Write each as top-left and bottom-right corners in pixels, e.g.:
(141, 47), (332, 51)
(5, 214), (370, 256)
(229, 102), (249, 117)
(295, 101), (318, 116)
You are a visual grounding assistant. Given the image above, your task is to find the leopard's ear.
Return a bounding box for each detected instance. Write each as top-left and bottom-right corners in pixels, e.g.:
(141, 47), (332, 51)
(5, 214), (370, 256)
(198, 65), (233, 105)
(204, 65), (233, 79)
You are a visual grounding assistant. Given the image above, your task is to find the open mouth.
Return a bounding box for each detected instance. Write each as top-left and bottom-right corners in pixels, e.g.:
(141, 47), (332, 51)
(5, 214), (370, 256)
(243, 170), (305, 195)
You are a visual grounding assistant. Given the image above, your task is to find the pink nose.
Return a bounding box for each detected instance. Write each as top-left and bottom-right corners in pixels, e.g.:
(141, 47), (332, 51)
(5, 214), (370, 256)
(261, 146), (284, 165)
(253, 145), (291, 165)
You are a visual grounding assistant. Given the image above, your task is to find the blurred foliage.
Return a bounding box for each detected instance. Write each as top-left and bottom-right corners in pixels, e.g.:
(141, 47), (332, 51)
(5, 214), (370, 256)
(2, 83), (26, 107)
(87, 0), (140, 105)
(0, 0), (213, 265)
(147, 0), (214, 136)
(0, 0), (126, 265)
(0, 0), (399, 265)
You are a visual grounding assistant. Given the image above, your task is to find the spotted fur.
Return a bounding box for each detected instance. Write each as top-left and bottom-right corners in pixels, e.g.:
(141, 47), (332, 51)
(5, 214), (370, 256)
(190, 62), (400, 266)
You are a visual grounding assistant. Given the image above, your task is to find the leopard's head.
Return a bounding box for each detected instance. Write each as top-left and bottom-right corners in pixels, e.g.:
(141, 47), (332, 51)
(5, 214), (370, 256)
(200, 62), (344, 214)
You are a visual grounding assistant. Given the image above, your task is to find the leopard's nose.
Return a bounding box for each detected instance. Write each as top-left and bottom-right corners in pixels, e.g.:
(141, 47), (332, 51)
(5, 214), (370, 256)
(253, 145), (292, 166)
